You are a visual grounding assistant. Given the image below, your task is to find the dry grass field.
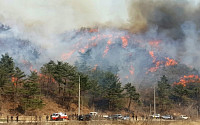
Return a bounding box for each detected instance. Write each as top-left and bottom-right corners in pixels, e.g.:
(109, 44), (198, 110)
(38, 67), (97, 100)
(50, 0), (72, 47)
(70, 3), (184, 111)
(1, 120), (200, 125)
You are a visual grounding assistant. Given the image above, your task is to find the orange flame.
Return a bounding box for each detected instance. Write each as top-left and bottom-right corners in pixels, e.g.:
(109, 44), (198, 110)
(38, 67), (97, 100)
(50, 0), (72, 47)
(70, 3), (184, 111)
(165, 57), (178, 66)
(147, 61), (162, 73)
(79, 48), (86, 53)
(11, 77), (17, 87)
(61, 50), (75, 60)
(79, 42), (97, 53)
(39, 73), (56, 84)
(88, 28), (98, 33)
(149, 40), (161, 48)
(103, 46), (109, 57)
(147, 50), (178, 73)
(30, 66), (38, 72)
(174, 75), (200, 87)
(129, 65), (134, 75)
(92, 64), (98, 71)
(121, 36), (128, 48)
(103, 39), (112, 57)
(149, 51), (156, 63)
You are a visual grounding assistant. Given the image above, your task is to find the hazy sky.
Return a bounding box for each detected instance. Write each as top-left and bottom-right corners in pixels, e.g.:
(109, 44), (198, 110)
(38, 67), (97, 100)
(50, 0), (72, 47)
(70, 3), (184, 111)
(0, 0), (199, 36)
(0, 0), (128, 35)
(0, 0), (199, 47)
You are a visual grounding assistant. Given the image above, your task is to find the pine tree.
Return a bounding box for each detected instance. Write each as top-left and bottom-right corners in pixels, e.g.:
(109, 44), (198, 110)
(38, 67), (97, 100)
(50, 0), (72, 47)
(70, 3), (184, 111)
(0, 53), (15, 87)
(0, 53), (15, 100)
(0, 54), (22, 113)
(40, 60), (56, 96)
(19, 71), (43, 112)
(157, 75), (171, 111)
(103, 72), (124, 110)
(0, 53), (15, 75)
(0, 68), (8, 87)
(171, 84), (190, 106)
(13, 67), (26, 92)
(124, 83), (140, 111)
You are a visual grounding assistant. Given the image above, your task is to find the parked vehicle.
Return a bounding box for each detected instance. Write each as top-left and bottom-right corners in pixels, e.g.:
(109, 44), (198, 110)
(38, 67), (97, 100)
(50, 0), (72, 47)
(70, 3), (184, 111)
(150, 114), (161, 119)
(84, 114), (92, 121)
(122, 115), (130, 120)
(110, 114), (123, 120)
(78, 115), (84, 121)
(51, 112), (68, 121)
(78, 114), (92, 121)
(180, 115), (189, 120)
(161, 115), (173, 120)
(102, 114), (109, 119)
(89, 112), (98, 116)
(89, 112), (98, 120)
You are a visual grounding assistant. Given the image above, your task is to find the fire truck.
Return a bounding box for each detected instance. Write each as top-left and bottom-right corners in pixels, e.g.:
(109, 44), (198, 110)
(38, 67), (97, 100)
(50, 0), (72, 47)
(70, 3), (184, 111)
(51, 112), (69, 121)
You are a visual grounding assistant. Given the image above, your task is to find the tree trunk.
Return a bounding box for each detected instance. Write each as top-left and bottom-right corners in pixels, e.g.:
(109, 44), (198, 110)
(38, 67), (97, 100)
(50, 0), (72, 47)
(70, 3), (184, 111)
(59, 83), (61, 95)
(128, 98), (132, 111)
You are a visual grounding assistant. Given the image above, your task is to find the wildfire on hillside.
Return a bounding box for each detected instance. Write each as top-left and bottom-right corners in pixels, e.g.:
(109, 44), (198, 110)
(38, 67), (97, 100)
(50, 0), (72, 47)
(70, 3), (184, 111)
(0, 0), (200, 85)
(146, 50), (178, 74)
(174, 75), (200, 87)
(165, 57), (178, 67)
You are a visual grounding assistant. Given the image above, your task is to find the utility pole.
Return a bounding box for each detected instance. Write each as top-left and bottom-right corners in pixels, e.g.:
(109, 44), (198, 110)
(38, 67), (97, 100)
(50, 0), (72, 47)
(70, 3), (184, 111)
(78, 75), (81, 116)
(150, 104), (152, 115)
(197, 106), (199, 119)
(197, 87), (199, 119)
(154, 85), (156, 115)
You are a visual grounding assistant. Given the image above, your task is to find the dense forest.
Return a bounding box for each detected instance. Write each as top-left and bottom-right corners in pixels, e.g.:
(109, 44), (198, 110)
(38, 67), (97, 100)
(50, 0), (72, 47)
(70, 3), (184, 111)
(0, 53), (200, 116)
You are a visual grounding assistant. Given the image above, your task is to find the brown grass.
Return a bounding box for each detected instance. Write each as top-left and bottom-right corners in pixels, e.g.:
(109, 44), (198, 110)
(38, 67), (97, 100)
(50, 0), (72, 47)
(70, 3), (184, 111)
(2, 120), (200, 125)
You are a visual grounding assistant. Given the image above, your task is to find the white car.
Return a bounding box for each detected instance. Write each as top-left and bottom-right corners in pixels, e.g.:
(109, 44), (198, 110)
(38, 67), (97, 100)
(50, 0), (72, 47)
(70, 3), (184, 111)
(122, 116), (130, 120)
(110, 114), (123, 120)
(150, 114), (160, 119)
(89, 112), (98, 116)
(51, 112), (68, 121)
(180, 115), (189, 120)
(102, 114), (109, 119)
(161, 115), (173, 120)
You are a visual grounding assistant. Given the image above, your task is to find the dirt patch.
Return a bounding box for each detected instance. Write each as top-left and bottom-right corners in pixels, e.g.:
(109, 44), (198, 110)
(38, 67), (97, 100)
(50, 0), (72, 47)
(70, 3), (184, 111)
(0, 96), (91, 116)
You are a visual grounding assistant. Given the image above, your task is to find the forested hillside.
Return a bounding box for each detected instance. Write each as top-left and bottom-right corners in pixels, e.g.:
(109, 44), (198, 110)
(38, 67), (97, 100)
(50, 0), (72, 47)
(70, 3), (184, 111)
(0, 53), (200, 117)
(0, 53), (140, 115)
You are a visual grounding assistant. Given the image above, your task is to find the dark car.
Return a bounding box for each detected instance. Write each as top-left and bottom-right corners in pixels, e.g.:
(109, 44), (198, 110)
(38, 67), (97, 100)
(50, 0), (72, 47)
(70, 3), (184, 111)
(78, 115), (84, 121)
(84, 114), (92, 121)
(78, 114), (92, 121)
(109, 114), (123, 120)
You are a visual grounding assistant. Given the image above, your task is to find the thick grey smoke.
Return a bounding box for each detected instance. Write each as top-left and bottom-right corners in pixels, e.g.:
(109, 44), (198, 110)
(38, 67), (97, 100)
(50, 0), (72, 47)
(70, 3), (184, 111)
(126, 0), (200, 69)
(0, 0), (200, 83)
